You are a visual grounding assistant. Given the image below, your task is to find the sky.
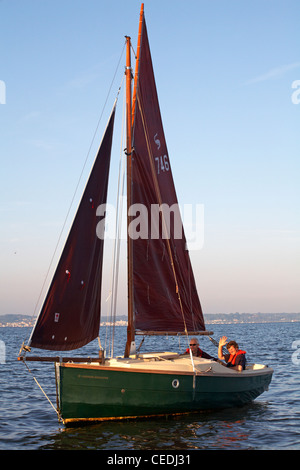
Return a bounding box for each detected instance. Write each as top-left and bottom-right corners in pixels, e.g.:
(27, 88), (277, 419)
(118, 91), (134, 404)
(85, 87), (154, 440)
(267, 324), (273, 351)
(0, 0), (299, 318)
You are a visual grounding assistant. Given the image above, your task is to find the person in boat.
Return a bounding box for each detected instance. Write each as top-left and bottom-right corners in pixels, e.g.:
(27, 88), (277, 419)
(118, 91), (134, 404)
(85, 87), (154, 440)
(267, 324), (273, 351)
(185, 337), (217, 360)
(218, 336), (246, 371)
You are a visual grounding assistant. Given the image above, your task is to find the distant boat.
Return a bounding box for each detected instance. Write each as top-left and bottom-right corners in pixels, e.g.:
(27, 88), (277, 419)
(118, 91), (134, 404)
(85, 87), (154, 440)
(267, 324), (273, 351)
(19, 3), (273, 425)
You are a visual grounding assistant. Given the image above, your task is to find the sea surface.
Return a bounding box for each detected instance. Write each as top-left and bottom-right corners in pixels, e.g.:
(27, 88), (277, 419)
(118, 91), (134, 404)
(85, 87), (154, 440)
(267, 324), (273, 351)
(0, 322), (299, 451)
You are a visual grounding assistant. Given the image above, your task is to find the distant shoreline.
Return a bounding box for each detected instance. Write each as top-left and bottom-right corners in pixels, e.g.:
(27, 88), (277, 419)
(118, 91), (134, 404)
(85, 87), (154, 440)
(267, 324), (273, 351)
(0, 312), (299, 327)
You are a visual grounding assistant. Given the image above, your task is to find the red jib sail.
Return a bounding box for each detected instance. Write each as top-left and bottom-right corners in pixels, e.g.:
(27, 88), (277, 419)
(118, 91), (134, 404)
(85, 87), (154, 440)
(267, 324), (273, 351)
(29, 107), (116, 350)
(131, 17), (205, 333)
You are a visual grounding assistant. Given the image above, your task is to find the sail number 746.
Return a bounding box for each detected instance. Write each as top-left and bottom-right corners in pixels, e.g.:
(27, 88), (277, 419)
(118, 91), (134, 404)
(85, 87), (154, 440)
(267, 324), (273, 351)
(155, 155), (169, 174)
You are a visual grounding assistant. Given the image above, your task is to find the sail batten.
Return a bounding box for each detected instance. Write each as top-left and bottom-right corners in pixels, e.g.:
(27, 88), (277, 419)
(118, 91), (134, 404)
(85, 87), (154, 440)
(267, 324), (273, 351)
(29, 106), (116, 351)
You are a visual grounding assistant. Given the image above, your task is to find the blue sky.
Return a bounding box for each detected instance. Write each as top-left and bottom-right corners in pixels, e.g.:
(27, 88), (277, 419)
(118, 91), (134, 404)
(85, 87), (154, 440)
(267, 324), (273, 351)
(0, 0), (299, 317)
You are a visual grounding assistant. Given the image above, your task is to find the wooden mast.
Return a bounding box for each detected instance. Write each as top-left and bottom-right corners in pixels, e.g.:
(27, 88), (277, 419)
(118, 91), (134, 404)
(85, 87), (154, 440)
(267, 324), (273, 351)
(132, 3), (144, 125)
(124, 35), (134, 357)
(124, 5), (144, 357)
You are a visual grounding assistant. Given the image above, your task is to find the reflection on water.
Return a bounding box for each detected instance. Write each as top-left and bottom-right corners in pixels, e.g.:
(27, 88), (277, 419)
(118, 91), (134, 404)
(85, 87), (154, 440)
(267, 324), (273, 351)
(37, 402), (270, 450)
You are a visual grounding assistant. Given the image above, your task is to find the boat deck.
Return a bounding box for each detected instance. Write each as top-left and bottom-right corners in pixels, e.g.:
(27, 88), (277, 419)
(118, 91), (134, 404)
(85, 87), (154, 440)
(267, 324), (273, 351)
(61, 351), (272, 377)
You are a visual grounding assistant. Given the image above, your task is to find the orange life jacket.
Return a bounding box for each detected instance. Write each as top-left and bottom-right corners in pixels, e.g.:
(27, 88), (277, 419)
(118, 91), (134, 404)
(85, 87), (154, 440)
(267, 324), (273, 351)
(186, 347), (203, 357)
(228, 350), (246, 365)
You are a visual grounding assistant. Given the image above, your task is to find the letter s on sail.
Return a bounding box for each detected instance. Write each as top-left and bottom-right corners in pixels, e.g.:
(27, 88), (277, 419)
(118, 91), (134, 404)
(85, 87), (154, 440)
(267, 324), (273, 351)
(154, 133), (161, 150)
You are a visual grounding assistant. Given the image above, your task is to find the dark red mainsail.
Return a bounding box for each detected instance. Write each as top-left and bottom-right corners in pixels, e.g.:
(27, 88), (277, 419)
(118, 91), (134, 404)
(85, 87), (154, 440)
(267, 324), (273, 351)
(131, 17), (205, 333)
(29, 107), (115, 350)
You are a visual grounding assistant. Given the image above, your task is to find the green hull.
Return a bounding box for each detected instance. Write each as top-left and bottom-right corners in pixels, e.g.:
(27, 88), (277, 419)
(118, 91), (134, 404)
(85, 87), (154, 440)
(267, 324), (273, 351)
(57, 360), (273, 425)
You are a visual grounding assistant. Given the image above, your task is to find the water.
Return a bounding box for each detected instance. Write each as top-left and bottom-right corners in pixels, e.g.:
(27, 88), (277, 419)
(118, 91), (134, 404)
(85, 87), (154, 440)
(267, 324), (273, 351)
(0, 322), (299, 450)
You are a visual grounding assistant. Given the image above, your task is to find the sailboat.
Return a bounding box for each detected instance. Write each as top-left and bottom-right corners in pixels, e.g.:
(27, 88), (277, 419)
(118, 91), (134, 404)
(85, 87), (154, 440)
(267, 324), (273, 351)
(18, 4), (273, 426)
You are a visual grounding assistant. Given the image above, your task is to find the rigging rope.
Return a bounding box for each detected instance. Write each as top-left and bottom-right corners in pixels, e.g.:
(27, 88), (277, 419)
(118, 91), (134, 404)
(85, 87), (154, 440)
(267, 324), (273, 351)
(135, 93), (203, 381)
(22, 360), (59, 417)
(104, 81), (126, 358)
(135, 93), (192, 356)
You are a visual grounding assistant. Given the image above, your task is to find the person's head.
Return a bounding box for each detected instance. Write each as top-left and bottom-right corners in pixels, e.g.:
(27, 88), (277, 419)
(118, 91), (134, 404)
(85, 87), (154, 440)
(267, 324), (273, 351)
(226, 340), (239, 355)
(189, 338), (199, 350)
